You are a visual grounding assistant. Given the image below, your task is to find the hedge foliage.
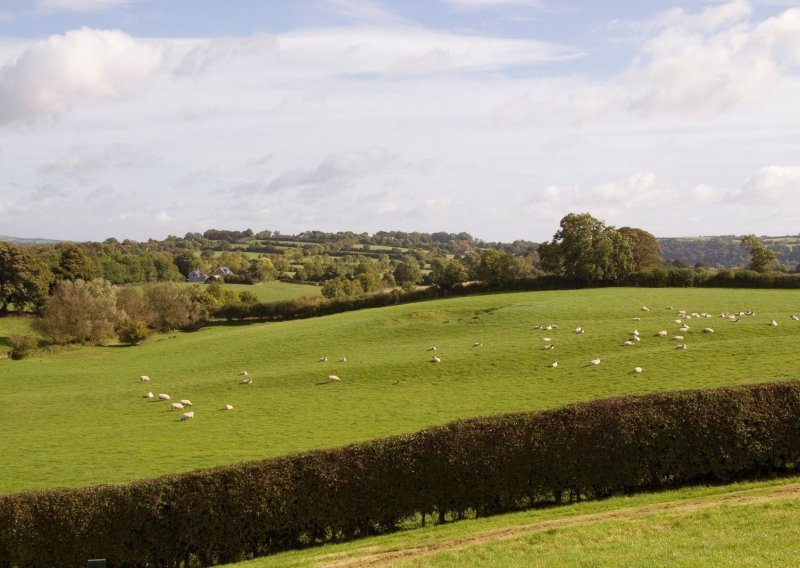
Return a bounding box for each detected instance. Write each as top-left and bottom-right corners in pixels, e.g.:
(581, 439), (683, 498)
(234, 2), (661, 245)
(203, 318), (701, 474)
(2, 381), (799, 567)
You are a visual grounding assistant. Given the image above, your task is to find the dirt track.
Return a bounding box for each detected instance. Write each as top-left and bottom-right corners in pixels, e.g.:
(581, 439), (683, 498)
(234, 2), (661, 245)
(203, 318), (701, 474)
(315, 483), (800, 567)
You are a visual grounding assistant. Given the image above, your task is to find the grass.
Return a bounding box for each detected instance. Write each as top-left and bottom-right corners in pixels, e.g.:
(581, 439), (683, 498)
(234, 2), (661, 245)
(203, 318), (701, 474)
(1, 287), (800, 494)
(223, 476), (800, 567)
(0, 316), (40, 356)
(143, 280), (322, 302)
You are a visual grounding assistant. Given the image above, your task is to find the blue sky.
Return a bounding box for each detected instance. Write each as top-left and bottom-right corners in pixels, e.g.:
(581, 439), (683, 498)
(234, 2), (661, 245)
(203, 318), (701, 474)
(1, 0), (800, 242)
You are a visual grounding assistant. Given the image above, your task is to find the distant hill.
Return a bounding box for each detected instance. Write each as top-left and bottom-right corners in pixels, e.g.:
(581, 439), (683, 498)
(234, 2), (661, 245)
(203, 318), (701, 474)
(0, 235), (62, 245)
(658, 235), (800, 269)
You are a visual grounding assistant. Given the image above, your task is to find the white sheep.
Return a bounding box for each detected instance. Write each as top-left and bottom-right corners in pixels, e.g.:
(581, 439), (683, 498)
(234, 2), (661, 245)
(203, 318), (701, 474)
(791, 315), (799, 321)
(328, 374), (342, 382)
(180, 411), (194, 421)
(641, 306), (650, 312)
(673, 335), (684, 340)
(543, 337), (552, 342)
(473, 342), (483, 347)
(543, 344), (555, 350)
(770, 319), (778, 327)
(430, 356), (441, 363)
(632, 330), (640, 336)
(676, 343), (687, 350)
(632, 335), (641, 342)
(179, 399), (192, 407)
(338, 356), (347, 362)
(622, 340), (635, 346)
(549, 361), (558, 368)
(531, 324), (542, 330)
(240, 377), (253, 385)
(656, 330), (668, 337)
(158, 393), (170, 401)
(223, 404), (234, 411)
(427, 346), (437, 351)
(590, 358), (601, 365)
(678, 325), (690, 333)
(634, 367), (643, 373)
(702, 328), (714, 333)
(171, 402), (185, 411)
(319, 356), (328, 362)
(632, 317), (641, 321)
(673, 319), (683, 324)
(239, 370), (248, 376)
(144, 392), (154, 399)
(140, 375), (150, 383)
(573, 327), (584, 334)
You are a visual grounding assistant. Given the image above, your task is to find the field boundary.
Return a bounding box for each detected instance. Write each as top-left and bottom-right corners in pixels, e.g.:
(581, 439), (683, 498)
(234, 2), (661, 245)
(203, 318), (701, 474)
(317, 482), (800, 567)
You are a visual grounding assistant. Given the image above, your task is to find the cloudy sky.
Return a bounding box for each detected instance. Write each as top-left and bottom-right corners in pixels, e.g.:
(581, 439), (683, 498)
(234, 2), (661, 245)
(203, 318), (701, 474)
(1, 0), (800, 242)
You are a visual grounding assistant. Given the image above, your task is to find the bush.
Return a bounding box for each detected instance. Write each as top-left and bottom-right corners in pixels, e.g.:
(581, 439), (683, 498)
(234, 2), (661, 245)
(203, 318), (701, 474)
(8, 334), (38, 359)
(116, 319), (151, 345)
(34, 279), (120, 345)
(1, 381), (799, 567)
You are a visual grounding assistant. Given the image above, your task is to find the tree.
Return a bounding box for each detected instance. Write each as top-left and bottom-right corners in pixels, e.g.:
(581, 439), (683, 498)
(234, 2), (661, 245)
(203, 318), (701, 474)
(247, 257), (278, 282)
(430, 258), (468, 290)
(740, 235), (779, 273)
(54, 243), (100, 282)
(618, 227), (663, 270)
(143, 282), (208, 332)
(393, 257), (422, 287)
(538, 213), (634, 284)
(0, 242), (53, 313)
(35, 279), (120, 345)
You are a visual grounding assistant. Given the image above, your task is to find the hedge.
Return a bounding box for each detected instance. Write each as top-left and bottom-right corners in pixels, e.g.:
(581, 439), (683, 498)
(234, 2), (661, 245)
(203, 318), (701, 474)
(2, 381), (800, 567)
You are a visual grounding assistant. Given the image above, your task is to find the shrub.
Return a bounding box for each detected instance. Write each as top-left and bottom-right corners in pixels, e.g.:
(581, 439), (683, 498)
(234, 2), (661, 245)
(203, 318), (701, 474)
(1, 381), (799, 567)
(34, 279), (120, 345)
(116, 319), (152, 345)
(8, 334), (38, 359)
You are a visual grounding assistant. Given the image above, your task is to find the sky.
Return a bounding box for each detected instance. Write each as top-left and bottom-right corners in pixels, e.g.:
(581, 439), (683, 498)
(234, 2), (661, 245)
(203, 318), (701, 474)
(1, 0), (800, 243)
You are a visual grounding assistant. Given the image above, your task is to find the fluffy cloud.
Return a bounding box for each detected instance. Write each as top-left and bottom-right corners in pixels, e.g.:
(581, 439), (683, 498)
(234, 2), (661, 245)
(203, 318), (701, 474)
(625, 1), (800, 115)
(0, 28), (163, 125)
(39, 144), (154, 178)
(737, 165), (800, 203)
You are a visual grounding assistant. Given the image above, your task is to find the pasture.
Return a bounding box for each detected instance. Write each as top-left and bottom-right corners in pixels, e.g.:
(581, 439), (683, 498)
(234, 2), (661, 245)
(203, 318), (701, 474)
(1, 287), (799, 494)
(166, 280), (322, 302)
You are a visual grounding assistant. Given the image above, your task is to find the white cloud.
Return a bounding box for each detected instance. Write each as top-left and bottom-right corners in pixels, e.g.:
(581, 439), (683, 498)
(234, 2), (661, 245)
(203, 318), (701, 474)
(39, 144), (154, 178)
(442, 0), (548, 9)
(315, 0), (407, 23)
(156, 211), (172, 223)
(624, 2), (800, 115)
(737, 165), (800, 203)
(0, 28), (164, 125)
(38, 0), (142, 13)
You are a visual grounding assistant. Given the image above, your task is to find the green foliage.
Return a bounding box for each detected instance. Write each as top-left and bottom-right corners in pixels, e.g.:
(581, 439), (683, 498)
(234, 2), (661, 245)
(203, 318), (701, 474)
(618, 226), (663, 269)
(8, 334), (38, 359)
(116, 319), (151, 345)
(393, 257), (423, 286)
(2, 381), (798, 567)
(143, 282), (208, 332)
(0, 242), (53, 313)
(238, 290), (259, 304)
(741, 235), (780, 273)
(538, 213), (634, 284)
(34, 279), (120, 345)
(430, 258), (468, 290)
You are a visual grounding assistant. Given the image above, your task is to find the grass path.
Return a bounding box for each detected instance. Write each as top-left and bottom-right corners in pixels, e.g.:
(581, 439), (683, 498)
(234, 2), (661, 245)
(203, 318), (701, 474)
(229, 476), (800, 567)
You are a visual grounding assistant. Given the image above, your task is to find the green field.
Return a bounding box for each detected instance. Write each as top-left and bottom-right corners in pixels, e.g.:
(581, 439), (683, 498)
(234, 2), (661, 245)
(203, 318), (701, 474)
(225, 476), (800, 567)
(169, 280), (321, 302)
(1, 287), (799, 494)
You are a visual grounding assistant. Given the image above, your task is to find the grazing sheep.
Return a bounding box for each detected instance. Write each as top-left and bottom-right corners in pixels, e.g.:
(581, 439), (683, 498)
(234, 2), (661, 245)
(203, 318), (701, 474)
(676, 344), (687, 350)
(634, 367), (643, 373)
(170, 402), (185, 411)
(656, 330), (668, 337)
(240, 377), (253, 385)
(179, 399), (192, 407)
(546, 324), (558, 331)
(573, 327), (584, 334)
(180, 411), (194, 421)
(239, 370), (248, 377)
(319, 356), (328, 362)
(623, 340), (635, 347)
(632, 335), (641, 342)
(590, 358), (601, 365)
(158, 393), (170, 401)
(678, 326), (690, 333)
(632, 317), (641, 321)
(328, 374), (342, 382)
(543, 337), (552, 342)
(641, 306), (650, 312)
(673, 335), (684, 340)
(549, 361), (558, 368)
(427, 346), (437, 351)
(702, 328), (714, 333)
(543, 344), (555, 350)
(473, 342), (482, 347)
(632, 330), (640, 336)
(532, 324), (542, 330)
(338, 356), (347, 362)
(223, 404), (233, 411)
(430, 356), (441, 363)
(791, 315), (799, 321)
(140, 375), (150, 383)
(770, 319), (778, 327)
(145, 392), (154, 399)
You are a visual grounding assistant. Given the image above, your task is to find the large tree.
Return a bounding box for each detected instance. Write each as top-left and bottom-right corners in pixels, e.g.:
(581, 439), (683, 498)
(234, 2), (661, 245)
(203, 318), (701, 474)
(430, 258), (468, 290)
(740, 235), (779, 272)
(618, 226), (663, 270)
(0, 242), (53, 313)
(538, 213), (635, 284)
(35, 279), (120, 345)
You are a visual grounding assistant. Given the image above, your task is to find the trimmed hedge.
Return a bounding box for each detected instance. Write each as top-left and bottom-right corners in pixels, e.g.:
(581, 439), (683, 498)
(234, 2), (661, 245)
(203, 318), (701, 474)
(2, 381), (800, 567)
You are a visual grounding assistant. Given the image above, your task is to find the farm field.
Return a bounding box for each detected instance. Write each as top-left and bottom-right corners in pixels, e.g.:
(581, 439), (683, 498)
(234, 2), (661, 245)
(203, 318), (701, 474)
(168, 280), (322, 302)
(225, 475), (800, 568)
(1, 287), (799, 494)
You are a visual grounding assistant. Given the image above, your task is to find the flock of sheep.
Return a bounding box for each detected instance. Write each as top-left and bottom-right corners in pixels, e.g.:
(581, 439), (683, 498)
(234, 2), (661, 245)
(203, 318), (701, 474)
(140, 372), (246, 421)
(536, 304), (796, 374)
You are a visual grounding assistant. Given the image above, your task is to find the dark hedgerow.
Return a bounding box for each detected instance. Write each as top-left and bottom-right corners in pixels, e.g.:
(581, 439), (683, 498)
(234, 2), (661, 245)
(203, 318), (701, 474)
(1, 381), (799, 567)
